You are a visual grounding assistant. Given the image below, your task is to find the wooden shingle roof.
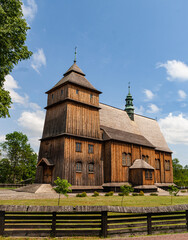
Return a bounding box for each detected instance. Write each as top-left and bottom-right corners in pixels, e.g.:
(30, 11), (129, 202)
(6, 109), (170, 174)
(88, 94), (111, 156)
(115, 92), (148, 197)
(101, 125), (155, 148)
(130, 159), (155, 170)
(99, 103), (172, 153)
(46, 63), (102, 94)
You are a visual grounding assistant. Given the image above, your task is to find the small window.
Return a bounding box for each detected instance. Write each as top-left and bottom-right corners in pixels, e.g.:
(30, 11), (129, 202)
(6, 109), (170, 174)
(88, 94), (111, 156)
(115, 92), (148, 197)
(88, 163), (94, 173)
(145, 155), (149, 163)
(61, 89), (64, 95)
(76, 89), (79, 94)
(52, 94), (54, 99)
(142, 155), (145, 160)
(145, 170), (152, 180)
(127, 153), (131, 166)
(90, 94), (93, 100)
(155, 159), (160, 170)
(76, 142), (82, 152)
(122, 152), (127, 166)
(88, 144), (94, 153)
(165, 160), (170, 171)
(76, 162), (82, 172)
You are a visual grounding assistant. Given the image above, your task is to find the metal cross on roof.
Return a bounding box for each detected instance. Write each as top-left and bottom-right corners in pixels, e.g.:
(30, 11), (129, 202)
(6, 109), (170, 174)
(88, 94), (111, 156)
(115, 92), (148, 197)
(74, 46), (77, 63)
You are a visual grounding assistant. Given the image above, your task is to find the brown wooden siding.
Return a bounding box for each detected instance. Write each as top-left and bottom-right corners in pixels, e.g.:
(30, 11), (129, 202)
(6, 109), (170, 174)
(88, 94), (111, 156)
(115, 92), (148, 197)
(64, 137), (102, 186)
(68, 85), (99, 107)
(66, 103), (101, 139)
(47, 85), (68, 106)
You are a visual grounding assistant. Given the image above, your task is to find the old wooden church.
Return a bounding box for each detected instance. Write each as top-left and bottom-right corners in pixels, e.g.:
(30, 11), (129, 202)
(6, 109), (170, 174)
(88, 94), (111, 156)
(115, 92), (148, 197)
(36, 58), (173, 191)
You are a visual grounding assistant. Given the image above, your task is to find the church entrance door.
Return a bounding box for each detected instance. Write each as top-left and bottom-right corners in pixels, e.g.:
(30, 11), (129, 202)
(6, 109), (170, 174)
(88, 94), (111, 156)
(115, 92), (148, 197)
(43, 166), (53, 183)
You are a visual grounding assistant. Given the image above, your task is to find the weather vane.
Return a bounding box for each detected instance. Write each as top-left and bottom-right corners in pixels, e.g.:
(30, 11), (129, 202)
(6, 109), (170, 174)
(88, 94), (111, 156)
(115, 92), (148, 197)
(74, 46), (77, 63)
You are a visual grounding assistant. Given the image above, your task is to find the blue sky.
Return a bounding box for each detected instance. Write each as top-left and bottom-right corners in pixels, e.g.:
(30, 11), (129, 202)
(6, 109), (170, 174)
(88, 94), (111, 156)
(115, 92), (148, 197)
(1, 0), (188, 166)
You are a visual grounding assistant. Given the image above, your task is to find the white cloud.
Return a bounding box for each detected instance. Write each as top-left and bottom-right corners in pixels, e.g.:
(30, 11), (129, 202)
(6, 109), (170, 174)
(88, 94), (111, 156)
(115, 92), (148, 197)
(159, 113), (188, 145)
(22, 0), (37, 22)
(31, 49), (46, 73)
(0, 135), (5, 143)
(4, 75), (28, 105)
(147, 104), (160, 113)
(18, 110), (45, 137)
(178, 90), (187, 100)
(135, 105), (144, 115)
(144, 89), (154, 100)
(157, 60), (188, 81)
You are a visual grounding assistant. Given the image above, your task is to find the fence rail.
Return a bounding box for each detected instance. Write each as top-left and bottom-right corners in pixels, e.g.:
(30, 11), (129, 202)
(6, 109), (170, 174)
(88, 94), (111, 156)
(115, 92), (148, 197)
(0, 205), (188, 237)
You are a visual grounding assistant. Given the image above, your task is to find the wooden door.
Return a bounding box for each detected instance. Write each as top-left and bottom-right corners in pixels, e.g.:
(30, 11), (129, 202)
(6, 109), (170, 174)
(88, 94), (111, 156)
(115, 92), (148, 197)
(43, 166), (52, 183)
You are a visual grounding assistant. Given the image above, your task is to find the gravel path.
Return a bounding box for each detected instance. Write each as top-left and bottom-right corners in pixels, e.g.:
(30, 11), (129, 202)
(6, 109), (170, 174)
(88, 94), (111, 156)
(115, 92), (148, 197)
(107, 233), (188, 240)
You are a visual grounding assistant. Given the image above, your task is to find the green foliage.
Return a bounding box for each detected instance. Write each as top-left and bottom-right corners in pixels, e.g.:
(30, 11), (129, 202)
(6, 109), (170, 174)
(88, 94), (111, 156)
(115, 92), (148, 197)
(0, 0), (32, 118)
(132, 193), (139, 196)
(168, 185), (179, 205)
(172, 158), (188, 187)
(54, 177), (72, 206)
(92, 191), (99, 197)
(0, 88), (12, 118)
(139, 191), (144, 196)
(150, 193), (158, 196)
(76, 192), (87, 197)
(0, 131), (37, 183)
(120, 184), (134, 206)
(105, 191), (114, 196)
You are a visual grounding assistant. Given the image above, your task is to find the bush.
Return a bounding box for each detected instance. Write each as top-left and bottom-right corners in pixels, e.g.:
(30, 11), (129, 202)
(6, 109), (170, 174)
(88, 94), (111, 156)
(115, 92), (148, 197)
(105, 191), (114, 196)
(150, 193), (158, 196)
(139, 191), (144, 196)
(76, 192), (87, 197)
(181, 190), (186, 193)
(92, 191), (99, 197)
(132, 193), (139, 196)
(118, 192), (124, 196)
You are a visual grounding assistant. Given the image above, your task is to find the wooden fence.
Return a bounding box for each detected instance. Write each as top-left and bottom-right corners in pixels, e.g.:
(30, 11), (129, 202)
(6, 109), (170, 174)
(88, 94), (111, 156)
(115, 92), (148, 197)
(0, 205), (188, 237)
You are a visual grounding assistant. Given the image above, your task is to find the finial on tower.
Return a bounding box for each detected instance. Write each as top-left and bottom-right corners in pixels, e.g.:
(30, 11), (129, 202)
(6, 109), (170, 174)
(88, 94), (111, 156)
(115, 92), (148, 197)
(74, 46), (77, 63)
(128, 82), (130, 94)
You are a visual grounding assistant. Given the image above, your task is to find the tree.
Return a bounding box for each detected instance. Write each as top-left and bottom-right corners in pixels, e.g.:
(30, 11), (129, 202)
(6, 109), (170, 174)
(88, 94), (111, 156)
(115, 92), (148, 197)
(168, 185), (179, 205)
(120, 184), (134, 206)
(0, 0), (32, 117)
(54, 177), (72, 206)
(0, 131), (37, 183)
(172, 158), (188, 187)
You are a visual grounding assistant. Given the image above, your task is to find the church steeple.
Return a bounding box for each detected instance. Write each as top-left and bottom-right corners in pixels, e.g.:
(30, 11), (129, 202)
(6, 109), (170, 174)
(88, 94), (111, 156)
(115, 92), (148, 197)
(125, 82), (134, 121)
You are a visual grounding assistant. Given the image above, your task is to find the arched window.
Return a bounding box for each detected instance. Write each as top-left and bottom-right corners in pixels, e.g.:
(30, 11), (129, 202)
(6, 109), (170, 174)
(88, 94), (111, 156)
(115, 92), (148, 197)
(127, 153), (131, 166)
(88, 163), (94, 173)
(145, 155), (149, 163)
(76, 162), (82, 172)
(122, 153), (127, 166)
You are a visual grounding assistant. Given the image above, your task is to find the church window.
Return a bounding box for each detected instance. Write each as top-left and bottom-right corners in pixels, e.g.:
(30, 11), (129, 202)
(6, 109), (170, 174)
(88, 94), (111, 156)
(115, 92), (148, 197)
(142, 155), (145, 160)
(52, 94), (54, 99)
(61, 89), (64, 95)
(145, 155), (149, 163)
(76, 162), (82, 172)
(76, 89), (79, 94)
(122, 153), (127, 166)
(145, 170), (152, 180)
(155, 159), (160, 170)
(76, 142), (82, 152)
(127, 153), (131, 166)
(88, 163), (94, 173)
(90, 94), (93, 100)
(88, 144), (94, 153)
(165, 160), (170, 171)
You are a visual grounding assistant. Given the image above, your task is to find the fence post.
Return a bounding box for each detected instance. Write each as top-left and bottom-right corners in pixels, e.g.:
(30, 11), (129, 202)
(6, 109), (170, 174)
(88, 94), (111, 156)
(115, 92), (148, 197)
(147, 213), (152, 235)
(51, 211), (56, 237)
(101, 211), (108, 238)
(186, 210), (188, 231)
(0, 211), (5, 236)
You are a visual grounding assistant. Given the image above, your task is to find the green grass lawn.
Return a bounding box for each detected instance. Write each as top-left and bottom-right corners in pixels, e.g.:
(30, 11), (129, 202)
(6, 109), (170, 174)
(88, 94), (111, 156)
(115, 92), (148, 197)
(0, 195), (188, 207)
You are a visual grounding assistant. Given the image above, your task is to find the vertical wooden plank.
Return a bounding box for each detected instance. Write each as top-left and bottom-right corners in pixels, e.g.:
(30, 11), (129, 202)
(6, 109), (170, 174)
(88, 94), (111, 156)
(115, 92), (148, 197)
(51, 211), (56, 237)
(0, 211), (5, 236)
(186, 210), (188, 231)
(147, 213), (152, 235)
(101, 211), (108, 238)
